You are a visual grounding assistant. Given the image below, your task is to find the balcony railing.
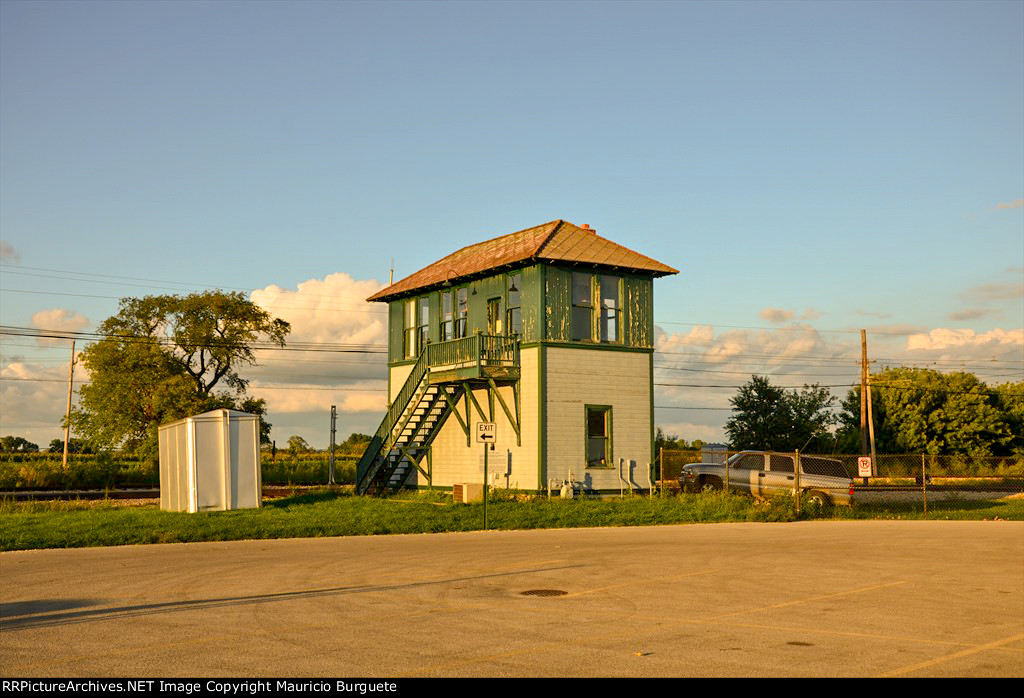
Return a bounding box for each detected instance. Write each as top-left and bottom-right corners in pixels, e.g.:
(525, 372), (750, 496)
(425, 334), (519, 376)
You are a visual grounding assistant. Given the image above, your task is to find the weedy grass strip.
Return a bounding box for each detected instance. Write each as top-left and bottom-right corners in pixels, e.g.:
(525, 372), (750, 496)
(2, 489), (1022, 551)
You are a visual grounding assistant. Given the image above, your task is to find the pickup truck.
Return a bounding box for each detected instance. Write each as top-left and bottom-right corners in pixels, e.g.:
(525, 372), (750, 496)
(679, 450), (855, 507)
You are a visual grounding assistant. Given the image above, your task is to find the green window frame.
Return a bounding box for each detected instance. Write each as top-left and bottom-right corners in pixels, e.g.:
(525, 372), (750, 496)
(585, 404), (613, 468)
(571, 271), (594, 341)
(455, 287), (469, 339)
(417, 297), (430, 351)
(599, 274), (621, 343)
(440, 290), (454, 342)
(403, 299), (417, 358)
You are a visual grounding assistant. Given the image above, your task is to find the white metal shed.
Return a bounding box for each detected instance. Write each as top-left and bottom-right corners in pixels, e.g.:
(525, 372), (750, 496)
(158, 409), (262, 512)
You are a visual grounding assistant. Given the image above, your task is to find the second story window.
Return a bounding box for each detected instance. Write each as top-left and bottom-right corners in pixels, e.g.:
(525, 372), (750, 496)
(599, 275), (620, 343)
(403, 299), (417, 358)
(506, 273), (521, 336)
(571, 271), (593, 341)
(455, 287), (468, 338)
(417, 297), (430, 351)
(440, 291), (454, 342)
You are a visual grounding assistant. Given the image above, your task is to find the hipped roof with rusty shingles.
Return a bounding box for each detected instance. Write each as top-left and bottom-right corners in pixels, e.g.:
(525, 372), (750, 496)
(367, 220), (678, 302)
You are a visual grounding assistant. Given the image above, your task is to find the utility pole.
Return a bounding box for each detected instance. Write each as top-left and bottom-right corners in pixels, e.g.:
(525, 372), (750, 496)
(329, 405), (337, 485)
(62, 340), (76, 472)
(866, 371), (877, 475)
(860, 329), (868, 458)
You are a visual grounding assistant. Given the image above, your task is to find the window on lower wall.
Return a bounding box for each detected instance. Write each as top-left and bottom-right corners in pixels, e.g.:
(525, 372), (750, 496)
(586, 405), (612, 467)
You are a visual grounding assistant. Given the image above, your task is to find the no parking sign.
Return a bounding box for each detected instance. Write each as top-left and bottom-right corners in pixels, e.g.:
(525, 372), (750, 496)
(857, 457), (873, 477)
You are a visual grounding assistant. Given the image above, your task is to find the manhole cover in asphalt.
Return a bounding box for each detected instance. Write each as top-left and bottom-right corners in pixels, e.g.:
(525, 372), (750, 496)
(520, 589), (568, 597)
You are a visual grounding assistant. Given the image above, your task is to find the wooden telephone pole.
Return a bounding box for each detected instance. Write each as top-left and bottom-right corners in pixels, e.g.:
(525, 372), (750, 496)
(859, 330), (876, 480)
(860, 330), (868, 456)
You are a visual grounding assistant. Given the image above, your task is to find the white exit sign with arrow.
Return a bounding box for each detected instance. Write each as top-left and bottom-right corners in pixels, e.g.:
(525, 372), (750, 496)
(476, 422), (496, 443)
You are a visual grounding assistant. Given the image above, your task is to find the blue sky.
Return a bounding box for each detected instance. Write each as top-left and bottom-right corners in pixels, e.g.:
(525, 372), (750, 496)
(1, 0), (1022, 449)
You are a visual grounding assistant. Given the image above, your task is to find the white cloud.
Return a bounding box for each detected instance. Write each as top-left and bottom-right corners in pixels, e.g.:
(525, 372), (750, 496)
(30, 308), (90, 347)
(657, 421), (724, 443)
(0, 361), (75, 446)
(247, 273), (389, 416)
(905, 328), (1024, 351)
(759, 307), (795, 324)
(0, 241), (18, 263)
(653, 324), (855, 441)
(994, 198), (1023, 210)
(948, 308), (991, 322)
(962, 282), (1024, 302)
(251, 273), (387, 346)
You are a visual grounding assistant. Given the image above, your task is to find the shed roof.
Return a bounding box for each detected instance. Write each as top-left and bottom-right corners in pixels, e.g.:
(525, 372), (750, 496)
(367, 220), (678, 302)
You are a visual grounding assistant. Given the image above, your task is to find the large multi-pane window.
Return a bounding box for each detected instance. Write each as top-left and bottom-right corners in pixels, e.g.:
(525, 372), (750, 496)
(571, 272), (593, 341)
(572, 272), (621, 343)
(586, 405), (612, 467)
(440, 291), (454, 342)
(506, 273), (521, 336)
(599, 275), (620, 343)
(403, 299), (417, 358)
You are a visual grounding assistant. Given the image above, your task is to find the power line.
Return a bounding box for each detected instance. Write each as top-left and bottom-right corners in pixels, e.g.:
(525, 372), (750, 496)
(0, 376), (387, 391)
(0, 263), (388, 305)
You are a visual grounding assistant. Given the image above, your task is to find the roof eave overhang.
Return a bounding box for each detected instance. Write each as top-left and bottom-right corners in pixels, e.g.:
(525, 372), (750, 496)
(366, 258), (678, 303)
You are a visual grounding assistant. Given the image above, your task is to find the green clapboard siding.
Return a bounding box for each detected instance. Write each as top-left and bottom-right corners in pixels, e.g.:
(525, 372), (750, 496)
(624, 276), (652, 348)
(545, 267), (571, 341)
(519, 264), (542, 343)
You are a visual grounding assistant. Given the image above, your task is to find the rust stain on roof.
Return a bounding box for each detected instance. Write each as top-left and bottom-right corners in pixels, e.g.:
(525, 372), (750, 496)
(367, 219), (678, 302)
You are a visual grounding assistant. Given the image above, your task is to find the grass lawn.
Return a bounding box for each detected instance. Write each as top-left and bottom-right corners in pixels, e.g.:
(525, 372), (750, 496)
(2, 489), (1022, 552)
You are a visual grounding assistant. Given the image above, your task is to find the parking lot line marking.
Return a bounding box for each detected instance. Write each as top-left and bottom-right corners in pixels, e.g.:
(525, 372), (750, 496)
(560, 568), (717, 598)
(705, 580), (907, 619)
(875, 632), (1024, 677)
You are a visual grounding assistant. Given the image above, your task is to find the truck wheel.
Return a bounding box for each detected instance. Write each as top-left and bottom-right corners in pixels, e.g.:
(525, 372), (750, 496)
(700, 476), (722, 493)
(805, 490), (831, 512)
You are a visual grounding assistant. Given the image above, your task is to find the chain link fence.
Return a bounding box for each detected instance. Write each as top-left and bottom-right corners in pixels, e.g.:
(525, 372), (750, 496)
(657, 448), (1024, 518)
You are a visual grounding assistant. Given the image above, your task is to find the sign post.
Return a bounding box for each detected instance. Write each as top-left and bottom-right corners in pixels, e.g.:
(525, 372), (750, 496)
(857, 456), (873, 480)
(477, 423), (496, 529)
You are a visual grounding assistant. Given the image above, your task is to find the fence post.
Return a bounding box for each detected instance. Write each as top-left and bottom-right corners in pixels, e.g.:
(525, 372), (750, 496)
(724, 450), (730, 493)
(794, 449), (801, 516)
(922, 453), (928, 518)
(658, 447), (663, 497)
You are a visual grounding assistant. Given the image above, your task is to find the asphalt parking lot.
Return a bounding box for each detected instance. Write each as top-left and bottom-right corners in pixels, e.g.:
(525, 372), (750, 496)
(2, 520), (1022, 678)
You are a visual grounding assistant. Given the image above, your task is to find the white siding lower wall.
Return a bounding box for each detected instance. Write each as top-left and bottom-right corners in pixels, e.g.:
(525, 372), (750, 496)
(413, 347), (539, 491)
(545, 347), (652, 492)
(389, 364), (415, 403)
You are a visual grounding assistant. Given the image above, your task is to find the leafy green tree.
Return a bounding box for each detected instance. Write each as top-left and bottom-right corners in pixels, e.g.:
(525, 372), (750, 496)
(287, 435), (312, 454)
(340, 432), (372, 453)
(992, 382), (1024, 455)
(835, 368), (1019, 456)
(1, 436), (39, 452)
(655, 427), (686, 452)
(47, 438), (93, 454)
(725, 376), (836, 452)
(72, 291), (289, 458)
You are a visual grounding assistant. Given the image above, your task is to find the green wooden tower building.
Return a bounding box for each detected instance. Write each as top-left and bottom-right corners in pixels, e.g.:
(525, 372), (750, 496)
(356, 219), (677, 495)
